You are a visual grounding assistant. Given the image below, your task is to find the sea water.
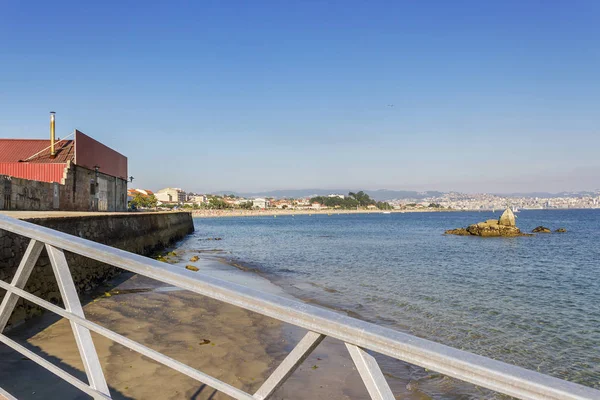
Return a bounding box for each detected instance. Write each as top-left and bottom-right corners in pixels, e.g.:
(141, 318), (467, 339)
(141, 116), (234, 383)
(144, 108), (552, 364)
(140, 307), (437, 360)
(178, 210), (600, 397)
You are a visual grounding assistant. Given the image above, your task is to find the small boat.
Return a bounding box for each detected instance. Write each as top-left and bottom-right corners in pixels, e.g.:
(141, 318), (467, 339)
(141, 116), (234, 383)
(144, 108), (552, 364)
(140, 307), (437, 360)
(512, 207), (520, 213)
(382, 211), (391, 214)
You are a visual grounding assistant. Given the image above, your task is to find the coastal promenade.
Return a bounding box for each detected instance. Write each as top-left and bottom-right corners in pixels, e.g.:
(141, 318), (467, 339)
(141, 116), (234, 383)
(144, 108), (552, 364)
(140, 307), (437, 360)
(0, 211), (141, 219)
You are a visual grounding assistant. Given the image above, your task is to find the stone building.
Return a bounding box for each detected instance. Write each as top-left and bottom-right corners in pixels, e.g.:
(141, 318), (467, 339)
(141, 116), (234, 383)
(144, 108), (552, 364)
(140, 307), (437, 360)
(0, 130), (128, 211)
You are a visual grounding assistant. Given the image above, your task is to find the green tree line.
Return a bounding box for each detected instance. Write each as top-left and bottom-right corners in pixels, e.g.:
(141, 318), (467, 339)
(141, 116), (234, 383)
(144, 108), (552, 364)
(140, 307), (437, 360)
(309, 191), (392, 210)
(129, 193), (158, 209)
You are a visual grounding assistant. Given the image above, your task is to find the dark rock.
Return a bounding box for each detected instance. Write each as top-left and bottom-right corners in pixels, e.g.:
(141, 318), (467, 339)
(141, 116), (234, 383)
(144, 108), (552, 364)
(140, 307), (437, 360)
(555, 228), (567, 233)
(466, 220), (526, 237)
(446, 219), (530, 237)
(444, 228), (470, 235)
(532, 226), (551, 233)
(185, 265), (199, 272)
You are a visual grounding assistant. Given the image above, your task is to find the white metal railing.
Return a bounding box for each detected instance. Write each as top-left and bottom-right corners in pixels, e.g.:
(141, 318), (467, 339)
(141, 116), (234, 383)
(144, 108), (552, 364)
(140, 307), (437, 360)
(0, 214), (599, 400)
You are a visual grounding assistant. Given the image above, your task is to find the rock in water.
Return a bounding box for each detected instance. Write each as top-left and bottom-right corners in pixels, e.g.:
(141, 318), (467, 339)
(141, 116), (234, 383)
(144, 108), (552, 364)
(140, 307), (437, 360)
(555, 228), (567, 233)
(444, 228), (470, 235)
(532, 226), (552, 233)
(445, 207), (530, 237)
(498, 208), (516, 227)
(465, 219), (525, 237)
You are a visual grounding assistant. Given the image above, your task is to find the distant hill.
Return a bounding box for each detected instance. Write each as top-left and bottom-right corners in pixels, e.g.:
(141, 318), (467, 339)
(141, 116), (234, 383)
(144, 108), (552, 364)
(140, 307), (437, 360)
(212, 188), (598, 200)
(367, 189), (444, 201)
(215, 189), (444, 201)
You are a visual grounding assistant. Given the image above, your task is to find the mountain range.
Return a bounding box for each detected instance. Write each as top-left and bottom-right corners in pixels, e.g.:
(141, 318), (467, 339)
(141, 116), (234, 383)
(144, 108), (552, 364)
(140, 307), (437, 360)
(214, 189), (599, 201)
(215, 189), (442, 201)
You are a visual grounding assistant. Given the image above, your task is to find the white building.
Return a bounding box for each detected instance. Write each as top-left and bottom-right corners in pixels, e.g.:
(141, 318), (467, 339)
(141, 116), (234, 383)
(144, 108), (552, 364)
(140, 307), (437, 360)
(190, 195), (208, 204)
(155, 188), (187, 204)
(252, 198), (270, 209)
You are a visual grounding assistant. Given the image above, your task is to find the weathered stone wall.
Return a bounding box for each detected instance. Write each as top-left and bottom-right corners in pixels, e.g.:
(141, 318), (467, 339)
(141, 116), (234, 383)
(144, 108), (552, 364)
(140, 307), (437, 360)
(0, 162), (128, 212)
(0, 212), (194, 328)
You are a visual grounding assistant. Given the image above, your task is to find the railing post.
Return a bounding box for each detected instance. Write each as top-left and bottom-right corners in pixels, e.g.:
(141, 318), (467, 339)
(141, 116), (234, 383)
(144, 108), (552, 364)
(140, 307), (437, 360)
(0, 239), (44, 332)
(345, 344), (395, 400)
(46, 244), (111, 397)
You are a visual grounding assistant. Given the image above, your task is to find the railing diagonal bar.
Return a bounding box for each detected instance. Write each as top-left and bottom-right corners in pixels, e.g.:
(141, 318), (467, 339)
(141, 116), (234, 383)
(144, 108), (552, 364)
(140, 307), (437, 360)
(0, 239), (44, 332)
(46, 244), (111, 397)
(346, 344), (394, 400)
(253, 331), (326, 400)
(0, 333), (110, 400)
(0, 280), (255, 400)
(0, 386), (17, 400)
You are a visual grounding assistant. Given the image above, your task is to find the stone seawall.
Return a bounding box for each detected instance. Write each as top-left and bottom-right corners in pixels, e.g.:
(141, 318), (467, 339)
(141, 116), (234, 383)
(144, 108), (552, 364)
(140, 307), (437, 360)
(1, 163), (128, 212)
(0, 212), (194, 329)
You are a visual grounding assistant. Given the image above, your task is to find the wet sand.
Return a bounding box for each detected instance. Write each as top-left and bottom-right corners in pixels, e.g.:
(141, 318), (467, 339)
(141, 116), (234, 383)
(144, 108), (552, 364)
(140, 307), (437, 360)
(0, 272), (374, 399)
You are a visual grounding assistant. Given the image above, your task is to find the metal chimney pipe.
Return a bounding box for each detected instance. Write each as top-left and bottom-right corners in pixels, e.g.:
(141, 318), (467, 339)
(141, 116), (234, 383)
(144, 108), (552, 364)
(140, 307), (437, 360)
(50, 111), (56, 157)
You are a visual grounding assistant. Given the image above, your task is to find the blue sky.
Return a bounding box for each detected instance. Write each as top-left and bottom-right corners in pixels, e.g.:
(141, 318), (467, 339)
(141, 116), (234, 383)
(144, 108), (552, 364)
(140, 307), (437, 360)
(1, 1), (598, 193)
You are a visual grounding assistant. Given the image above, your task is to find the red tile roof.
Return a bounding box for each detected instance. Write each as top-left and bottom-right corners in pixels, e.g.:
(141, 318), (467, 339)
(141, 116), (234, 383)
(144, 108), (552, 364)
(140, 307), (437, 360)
(128, 189), (154, 197)
(0, 139), (74, 164)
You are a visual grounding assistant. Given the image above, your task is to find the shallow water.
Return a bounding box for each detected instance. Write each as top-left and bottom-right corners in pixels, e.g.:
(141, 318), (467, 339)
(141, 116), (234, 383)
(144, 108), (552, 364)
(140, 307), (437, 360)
(182, 210), (600, 396)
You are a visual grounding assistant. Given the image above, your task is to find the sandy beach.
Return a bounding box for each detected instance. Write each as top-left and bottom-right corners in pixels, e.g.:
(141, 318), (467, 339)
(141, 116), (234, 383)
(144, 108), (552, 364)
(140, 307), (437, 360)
(190, 208), (451, 218)
(0, 266), (379, 399)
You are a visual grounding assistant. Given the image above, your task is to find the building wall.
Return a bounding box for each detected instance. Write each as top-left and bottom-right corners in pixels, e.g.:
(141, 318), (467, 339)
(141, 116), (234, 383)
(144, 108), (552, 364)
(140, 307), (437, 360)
(252, 198), (269, 209)
(0, 163), (67, 183)
(0, 212), (194, 329)
(0, 163), (128, 212)
(155, 191), (173, 203)
(156, 188), (186, 204)
(74, 130), (128, 180)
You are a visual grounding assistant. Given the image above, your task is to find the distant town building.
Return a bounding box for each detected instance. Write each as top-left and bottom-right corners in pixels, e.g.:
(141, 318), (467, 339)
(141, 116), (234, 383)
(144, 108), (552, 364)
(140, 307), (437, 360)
(271, 199), (292, 209)
(0, 127), (128, 211)
(252, 198), (269, 209)
(189, 194), (208, 204)
(155, 188), (187, 204)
